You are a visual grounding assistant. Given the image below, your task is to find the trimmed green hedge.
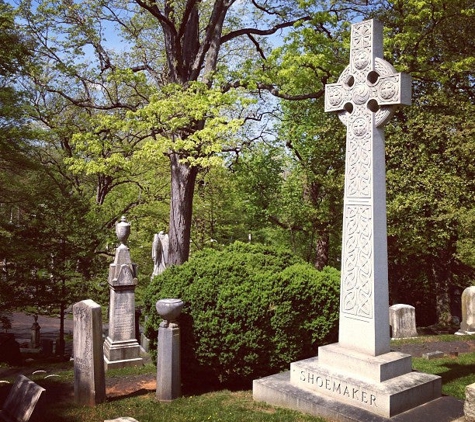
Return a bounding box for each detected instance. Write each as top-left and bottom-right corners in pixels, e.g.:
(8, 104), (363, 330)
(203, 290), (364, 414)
(144, 242), (340, 387)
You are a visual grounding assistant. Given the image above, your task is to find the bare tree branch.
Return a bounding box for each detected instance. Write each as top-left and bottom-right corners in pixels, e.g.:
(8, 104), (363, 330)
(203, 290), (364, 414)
(221, 17), (311, 44)
(223, 81), (324, 101)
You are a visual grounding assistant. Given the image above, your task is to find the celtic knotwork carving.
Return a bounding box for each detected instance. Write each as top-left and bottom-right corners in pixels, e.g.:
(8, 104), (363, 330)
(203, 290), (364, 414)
(351, 116), (367, 137)
(352, 84), (370, 105)
(354, 51), (370, 70)
(380, 80), (397, 100)
(374, 56), (396, 77)
(372, 57), (399, 127)
(342, 205), (373, 319)
(323, 19), (411, 353)
(346, 134), (371, 198)
(352, 21), (372, 50)
(328, 86), (343, 107)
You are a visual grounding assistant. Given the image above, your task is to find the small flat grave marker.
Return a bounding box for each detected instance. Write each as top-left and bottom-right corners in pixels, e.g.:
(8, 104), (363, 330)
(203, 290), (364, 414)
(0, 375), (45, 422)
(422, 351), (445, 360)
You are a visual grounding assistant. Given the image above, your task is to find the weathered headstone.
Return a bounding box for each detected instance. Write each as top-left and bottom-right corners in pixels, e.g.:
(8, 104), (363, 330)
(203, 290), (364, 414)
(0, 375), (44, 422)
(389, 304), (418, 339)
(456, 286), (475, 335)
(103, 216), (143, 370)
(40, 339), (53, 357)
(254, 19), (441, 420)
(155, 299), (183, 402)
(73, 299), (106, 406)
(151, 231), (169, 278)
(0, 333), (21, 365)
(465, 383), (475, 421)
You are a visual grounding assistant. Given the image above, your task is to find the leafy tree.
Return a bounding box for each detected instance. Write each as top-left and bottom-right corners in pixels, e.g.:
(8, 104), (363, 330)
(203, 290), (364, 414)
(374, 0), (475, 325)
(385, 94), (475, 326)
(0, 1), (35, 212)
(0, 2), (112, 348)
(0, 0), (36, 319)
(16, 0), (370, 267)
(233, 9), (349, 268)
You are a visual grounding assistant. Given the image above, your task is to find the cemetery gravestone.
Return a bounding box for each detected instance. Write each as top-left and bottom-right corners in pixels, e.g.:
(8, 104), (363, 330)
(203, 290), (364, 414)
(0, 334), (21, 365)
(103, 216), (143, 370)
(456, 286), (475, 335)
(253, 19), (441, 420)
(0, 375), (44, 422)
(389, 304), (418, 339)
(73, 299), (106, 406)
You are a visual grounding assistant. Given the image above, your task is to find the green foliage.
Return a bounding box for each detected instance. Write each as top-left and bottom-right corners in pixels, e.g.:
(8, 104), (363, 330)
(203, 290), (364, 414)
(191, 165), (251, 249)
(67, 81), (249, 176)
(380, 0), (475, 99)
(144, 242), (340, 387)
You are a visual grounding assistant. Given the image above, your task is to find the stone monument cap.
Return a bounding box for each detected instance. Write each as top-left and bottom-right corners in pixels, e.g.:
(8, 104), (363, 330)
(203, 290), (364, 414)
(156, 299), (183, 322)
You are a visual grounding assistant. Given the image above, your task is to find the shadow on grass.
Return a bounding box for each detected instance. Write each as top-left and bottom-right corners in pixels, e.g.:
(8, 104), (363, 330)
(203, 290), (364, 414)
(107, 388), (154, 401)
(434, 361), (475, 385)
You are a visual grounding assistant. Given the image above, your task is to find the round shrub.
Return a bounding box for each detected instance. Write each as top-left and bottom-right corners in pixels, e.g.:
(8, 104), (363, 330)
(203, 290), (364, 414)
(144, 241), (340, 388)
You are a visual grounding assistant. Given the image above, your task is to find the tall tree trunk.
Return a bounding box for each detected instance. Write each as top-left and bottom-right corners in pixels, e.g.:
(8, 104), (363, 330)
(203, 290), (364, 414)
(57, 298), (65, 356)
(432, 253), (452, 327)
(314, 232), (329, 271)
(168, 153), (199, 266)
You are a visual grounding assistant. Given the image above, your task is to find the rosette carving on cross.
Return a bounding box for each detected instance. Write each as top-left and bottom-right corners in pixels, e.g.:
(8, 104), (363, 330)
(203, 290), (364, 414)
(325, 20), (411, 131)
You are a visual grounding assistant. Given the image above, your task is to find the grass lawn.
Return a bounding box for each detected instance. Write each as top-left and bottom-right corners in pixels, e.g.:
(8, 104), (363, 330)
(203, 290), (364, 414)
(2, 334), (475, 421)
(413, 352), (475, 400)
(49, 388), (327, 422)
(0, 362), (326, 422)
(391, 334), (475, 400)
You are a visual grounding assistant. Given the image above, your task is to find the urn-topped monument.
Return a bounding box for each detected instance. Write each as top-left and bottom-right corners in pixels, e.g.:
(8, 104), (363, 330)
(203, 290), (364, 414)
(103, 216), (143, 370)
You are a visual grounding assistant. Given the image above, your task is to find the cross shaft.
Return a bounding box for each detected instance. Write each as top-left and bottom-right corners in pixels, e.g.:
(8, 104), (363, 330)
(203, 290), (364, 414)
(325, 19), (411, 356)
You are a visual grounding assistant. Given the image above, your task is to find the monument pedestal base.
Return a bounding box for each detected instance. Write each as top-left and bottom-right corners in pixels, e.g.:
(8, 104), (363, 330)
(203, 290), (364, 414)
(103, 337), (143, 370)
(254, 344), (443, 420)
(254, 371), (462, 422)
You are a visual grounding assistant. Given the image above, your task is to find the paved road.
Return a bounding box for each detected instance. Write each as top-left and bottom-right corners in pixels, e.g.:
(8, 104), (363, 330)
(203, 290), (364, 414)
(7, 312), (74, 350)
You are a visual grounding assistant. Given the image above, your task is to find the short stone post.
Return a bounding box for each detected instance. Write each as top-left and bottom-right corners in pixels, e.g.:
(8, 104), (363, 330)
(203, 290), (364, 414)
(30, 315), (41, 349)
(156, 299), (183, 402)
(389, 304), (418, 339)
(73, 299), (106, 406)
(456, 286), (475, 335)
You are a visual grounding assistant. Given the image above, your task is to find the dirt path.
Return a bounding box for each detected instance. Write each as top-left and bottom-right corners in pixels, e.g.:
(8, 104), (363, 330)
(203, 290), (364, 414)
(391, 337), (475, 357)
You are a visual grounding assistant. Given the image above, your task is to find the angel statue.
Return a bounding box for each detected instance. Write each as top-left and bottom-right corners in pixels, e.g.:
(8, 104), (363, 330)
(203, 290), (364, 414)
(152, 231), (169, 278)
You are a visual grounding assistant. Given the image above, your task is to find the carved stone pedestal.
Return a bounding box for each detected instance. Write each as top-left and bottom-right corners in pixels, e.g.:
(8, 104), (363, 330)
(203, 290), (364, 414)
(103, 217), (143, 370)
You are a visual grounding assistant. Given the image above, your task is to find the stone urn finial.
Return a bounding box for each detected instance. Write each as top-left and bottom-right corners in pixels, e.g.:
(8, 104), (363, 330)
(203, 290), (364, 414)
(116, 215), (130, 245)
(156, 299), (183, 324)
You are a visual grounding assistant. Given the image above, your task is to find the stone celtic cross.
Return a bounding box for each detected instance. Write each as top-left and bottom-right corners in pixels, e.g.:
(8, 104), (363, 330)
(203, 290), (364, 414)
(325, 19), (411, 356)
